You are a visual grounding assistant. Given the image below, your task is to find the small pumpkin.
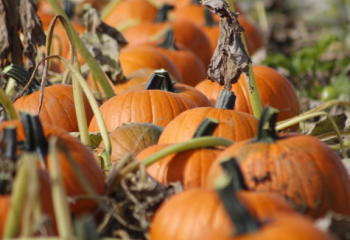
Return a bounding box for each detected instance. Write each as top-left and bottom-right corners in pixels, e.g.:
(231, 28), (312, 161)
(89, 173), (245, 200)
(149, 157), (296, 240)
(88, 73), (197, 132)
(158, 89), (258, 144)
(195, 66), (300, 129)
(206, 107), (350, 219)
(123, 69), (212, 107)
(95, 122), (164, 165)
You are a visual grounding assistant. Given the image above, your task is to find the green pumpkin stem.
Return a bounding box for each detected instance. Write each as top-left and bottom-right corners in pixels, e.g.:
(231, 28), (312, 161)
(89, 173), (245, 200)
(204, 9), (218, 27)
(192, 118), (219, 138)
(154, 69), (180, 93)
(144, 74), (165, 90)
(157, 29), (177, 50)
(19, 111), (48, 166)
(217, 157), (258, 236)
(215, 89), (236, 109)
(254, 106), (280, 143)
(3, 127), (17, 161)
(2, 64), (41, 94)
(155, 4), (174, 22)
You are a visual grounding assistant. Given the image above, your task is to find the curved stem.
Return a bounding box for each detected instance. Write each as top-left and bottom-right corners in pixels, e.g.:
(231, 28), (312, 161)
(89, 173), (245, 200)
(47, 0), (116, 99)
(143, 137), (233, 167)
(0, 87), (19, 120)
(227, 1), (263, 118)
(40, 55), (112, 170)
(276, 111), (348, 158)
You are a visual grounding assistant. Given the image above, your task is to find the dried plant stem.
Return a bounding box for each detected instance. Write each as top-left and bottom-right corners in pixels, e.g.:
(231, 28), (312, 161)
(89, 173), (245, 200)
(47, 0), (115, 99)
(3, 158), (29, 237)
(143, 137), (233, 167)
(255, 0), (268, 32)
(48, 136), (75, 239)
(329, 141), (350, 151)
(40, 55), (112, 169)
(276, 111), (348, 158)
(0, 86), (19, 120)
(227, 0), (263, 118)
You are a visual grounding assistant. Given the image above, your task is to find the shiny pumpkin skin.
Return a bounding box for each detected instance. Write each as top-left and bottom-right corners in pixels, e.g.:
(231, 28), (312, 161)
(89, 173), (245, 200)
(0, 120), (106, 217)
(195, 66), (300, 129)
(95, 122), (164, 165)
(150, 188), (296, 240)
(123, 82), (213, 107)
(88, 90), (197, 132)
(103, 0), (158, 27)
(197, 213), (335, 240)
(13, 84), (94, 133)
(136, 144), (222, 188)
(122, 20), (212, 68)
(120, 46), (183, 83)
(0, 169), (57, 237)
(206, 134), (350, 219)
(158, 107), (259, 144)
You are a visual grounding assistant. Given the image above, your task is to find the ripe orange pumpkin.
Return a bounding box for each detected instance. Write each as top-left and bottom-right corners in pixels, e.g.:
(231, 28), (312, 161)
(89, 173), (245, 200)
(141, 29), (207, 86)
(123, 70), (212, 107)
(149, 158), (296, 240)
(88, 74), (197, 132)
(95, 122), (164, 165)
(0, 116), (106, 217)
(206, 107), (350, 219)
(195, 66), (300, 129)
(158, 90), (258, 144)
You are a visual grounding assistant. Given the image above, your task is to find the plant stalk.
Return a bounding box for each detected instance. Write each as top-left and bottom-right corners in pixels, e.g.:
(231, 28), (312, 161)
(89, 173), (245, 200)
(47, 0), (116, 99)
(143, 137), (233, 167)
(226, 0), (263, 118)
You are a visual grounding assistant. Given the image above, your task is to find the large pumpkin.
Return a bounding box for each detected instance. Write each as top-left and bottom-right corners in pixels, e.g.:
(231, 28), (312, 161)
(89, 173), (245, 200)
(158, 90), (258, 144)
(206, 107), (350, 219)
(88, 74), (197, 132)
(0, 116), (106, 217)
(195, 66), (300, 129)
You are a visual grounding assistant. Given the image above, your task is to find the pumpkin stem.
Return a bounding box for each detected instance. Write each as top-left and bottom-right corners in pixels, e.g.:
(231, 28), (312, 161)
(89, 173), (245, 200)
(0, 127), (17, 195)
(144, 73), (165, 90)
(2, 64), (41, 94)
(193, 118), (219, 138)
(204, 9), (218, 27)
(19, 111), (48, 167)
(217, 157), (259, 236)
(154, 69), (180, 93)
(215, 89), (236, 109)
(63, 0), (75, 19)
(254, 106), (280, 143)
(157, 29), (177, 51)
(155, 4), (174, 22)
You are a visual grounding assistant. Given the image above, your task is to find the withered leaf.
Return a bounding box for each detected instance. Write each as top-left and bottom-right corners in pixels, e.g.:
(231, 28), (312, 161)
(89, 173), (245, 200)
(309, 113), (347, 136)
(81, 8), (128, 83)
(0, 0), (46, 73)
(201, 0), (251, 90)
(315, 211), (350, 240)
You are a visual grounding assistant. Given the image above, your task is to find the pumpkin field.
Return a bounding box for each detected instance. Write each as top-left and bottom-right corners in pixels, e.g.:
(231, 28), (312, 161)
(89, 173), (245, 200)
(0, 0), (350, 239)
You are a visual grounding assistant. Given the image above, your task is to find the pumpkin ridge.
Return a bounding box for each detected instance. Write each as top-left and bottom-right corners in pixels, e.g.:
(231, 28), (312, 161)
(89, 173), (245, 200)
(51, 87), (77, 130)
(237, 80), (251, 113)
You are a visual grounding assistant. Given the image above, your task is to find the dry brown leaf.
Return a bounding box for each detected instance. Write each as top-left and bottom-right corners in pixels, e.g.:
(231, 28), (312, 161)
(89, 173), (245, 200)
(201, 0), (251, 90)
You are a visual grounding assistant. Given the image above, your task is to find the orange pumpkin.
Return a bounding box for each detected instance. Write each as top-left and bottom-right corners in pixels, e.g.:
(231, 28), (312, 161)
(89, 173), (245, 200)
(0, 115), (106, 217)
(195, 66), (300, 129)
(206, 107), (350, 219)
(158, 90), (258, 144)
(88, 74), (197, 132)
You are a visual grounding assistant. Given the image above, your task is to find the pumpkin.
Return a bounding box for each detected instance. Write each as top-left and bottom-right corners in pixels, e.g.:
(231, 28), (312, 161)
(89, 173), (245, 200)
(13, 84), (94, 133)
(95, 122), (164, 165)
(195, 66), (300, 129)
(206, 107), (350, 219)
(123, 69), (212, 107)
(0, 114), (106, 217)
(120, 46), (183, 83)
(149, 158), (296, 240)
(158, 89), (259, 144)
(103, 0), (159, 28)
(141, 29), (207, 86)
(136, 118), (223, 188)
(122, 5), (212, 68)
(88, 74), (197, 132)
